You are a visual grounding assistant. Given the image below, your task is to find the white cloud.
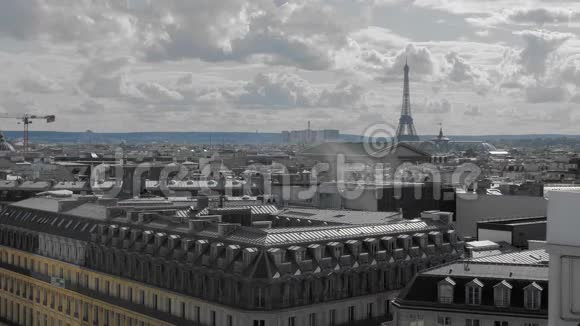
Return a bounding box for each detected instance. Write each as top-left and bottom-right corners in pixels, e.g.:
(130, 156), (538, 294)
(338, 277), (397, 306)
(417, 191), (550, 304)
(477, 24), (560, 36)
(514, 30), (573, 77)
(416, 98), (452, 114)
(231, 72), (366, 109)
(443, 52), (491, 94)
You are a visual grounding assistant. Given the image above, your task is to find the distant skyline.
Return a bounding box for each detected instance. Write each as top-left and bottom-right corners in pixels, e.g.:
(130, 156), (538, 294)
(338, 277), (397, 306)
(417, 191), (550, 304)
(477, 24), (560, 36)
(1, 0), (580, 135)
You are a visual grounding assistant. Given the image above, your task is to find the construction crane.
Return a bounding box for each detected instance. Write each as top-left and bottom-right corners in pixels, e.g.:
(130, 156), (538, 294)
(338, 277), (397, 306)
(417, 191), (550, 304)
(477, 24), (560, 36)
(0, 114), (56, 152)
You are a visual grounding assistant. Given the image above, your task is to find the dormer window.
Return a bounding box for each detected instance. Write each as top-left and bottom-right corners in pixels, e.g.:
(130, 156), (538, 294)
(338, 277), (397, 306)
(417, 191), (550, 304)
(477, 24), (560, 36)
(524, 282), (543, 310)
(493, 280), (512, 307)
(466, 278), (483, 305)
(438, 277), (455, 303)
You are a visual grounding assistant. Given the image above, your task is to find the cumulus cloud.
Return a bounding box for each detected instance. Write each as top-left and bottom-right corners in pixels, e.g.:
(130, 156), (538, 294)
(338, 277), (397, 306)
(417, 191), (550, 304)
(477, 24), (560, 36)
(231, 72), (365, 109)
(235, 72), (318, 108)
(443, 52), (491, 94)
(415, 98), (452, 114)
(390, 44), (435, 76)
(140, 0), (360, 70)
(514, 30), (572, 77)
(318, 80), (365, 108)
(77, 56), (185, 104)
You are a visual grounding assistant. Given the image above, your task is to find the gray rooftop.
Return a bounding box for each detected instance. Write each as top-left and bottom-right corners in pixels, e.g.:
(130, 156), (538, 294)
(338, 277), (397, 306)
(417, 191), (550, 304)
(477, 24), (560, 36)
(423, 261), (548, 281)
(468, 249), (549, 265)
(277, 208), (401, 225)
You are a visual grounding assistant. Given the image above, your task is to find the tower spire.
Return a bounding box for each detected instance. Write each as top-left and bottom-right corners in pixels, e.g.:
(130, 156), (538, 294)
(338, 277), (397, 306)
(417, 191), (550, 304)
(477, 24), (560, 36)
(396, 59), (419, 141)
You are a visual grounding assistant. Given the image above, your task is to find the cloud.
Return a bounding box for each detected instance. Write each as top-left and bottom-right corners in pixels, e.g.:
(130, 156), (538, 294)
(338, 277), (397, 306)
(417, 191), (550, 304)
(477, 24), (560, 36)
(318, 80), (365, 108)
(464, 104), (481, 116)
(514, 30), (573, 77)
(140, 0), (362, 70)
(468, 8), (575, 27)
(525, 85), (570, 103)
(231, 72), (365, 109)
(235, 72), (318, 108)
(443, 52), (491, 94)
(390, 44), (436, 76)
(416, 98), (452, 114)
(16, 70), (63, 93)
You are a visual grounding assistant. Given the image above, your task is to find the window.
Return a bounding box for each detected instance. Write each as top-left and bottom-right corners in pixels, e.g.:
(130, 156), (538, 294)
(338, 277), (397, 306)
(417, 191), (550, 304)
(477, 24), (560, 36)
(466, 319), (479, 326)
(348, 306), (356, 321)
(253, 321), (265, 326)
(437, 316), (451, 326)
(367, 303), (374, 318)
(438, 278), (455, 303)
(524, 283), (543, 310)
(309, 313), (316, 326)
(227, 315), (233, 326)
(288, 316), (296, 326)
(465, 279), (483, 305)
(152, 294), (158, 310)
(210, 311), (216, 326)
(254, 288), (265, 307)
(410, 314), (424, 326)
(493, 321), (508, 326)
(493, 281), (512, 307)
(328, 310), (336, 326)
(523, 323), (539, 326)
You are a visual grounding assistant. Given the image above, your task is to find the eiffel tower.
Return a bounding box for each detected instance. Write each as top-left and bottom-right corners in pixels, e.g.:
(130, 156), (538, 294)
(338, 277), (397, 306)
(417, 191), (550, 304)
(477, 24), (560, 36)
(396, 59), (420, 141)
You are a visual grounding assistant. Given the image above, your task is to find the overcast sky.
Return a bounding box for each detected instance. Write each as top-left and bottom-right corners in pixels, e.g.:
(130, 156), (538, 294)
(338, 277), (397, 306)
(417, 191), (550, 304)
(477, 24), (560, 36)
(1, 0), (580, 135)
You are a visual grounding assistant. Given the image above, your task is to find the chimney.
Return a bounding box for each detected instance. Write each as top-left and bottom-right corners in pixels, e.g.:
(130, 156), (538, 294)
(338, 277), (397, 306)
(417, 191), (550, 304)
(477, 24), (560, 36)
(195, 240), (209, 256)
(154, 233), (167, 248)
(252, 221), (272, 229)
(308, 244), (324, 261)
(197, 197), (209, 210)
(181, 238), (194, 251)
(210, 242), (224, 260)
(327, 242), (343, 258)
(288, 246), (305, 262)
(345, 240), (361, 257)
(226, 244), (241, 264)
(188, 219), (211, 233)
(168, 235), (181, 250)
(217, 223), (239, 235)
(242, 247), (258, 267)
(142, 230), (154, 245)
(267, 248), (284, 265)
(130, 229), (141, 242)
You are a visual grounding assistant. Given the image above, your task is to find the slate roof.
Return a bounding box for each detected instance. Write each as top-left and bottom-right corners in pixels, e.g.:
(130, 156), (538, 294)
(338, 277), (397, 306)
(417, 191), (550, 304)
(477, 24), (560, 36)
(396, 250), (550, 317)
(468, 249), (549, 265)
(277, 208), (401, 225)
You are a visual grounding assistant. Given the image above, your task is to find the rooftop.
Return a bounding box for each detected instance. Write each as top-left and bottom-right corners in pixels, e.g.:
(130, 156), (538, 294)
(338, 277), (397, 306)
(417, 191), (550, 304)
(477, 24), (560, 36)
(276, 208), (401, 225)
(422, 261), (548, 281)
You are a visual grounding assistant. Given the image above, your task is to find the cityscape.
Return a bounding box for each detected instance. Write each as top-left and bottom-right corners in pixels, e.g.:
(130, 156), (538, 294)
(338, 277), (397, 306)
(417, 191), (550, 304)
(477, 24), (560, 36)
(1, 1), (580, 326)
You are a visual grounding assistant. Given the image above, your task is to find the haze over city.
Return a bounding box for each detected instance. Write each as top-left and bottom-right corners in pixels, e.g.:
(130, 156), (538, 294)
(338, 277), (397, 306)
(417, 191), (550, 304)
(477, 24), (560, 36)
(1, 0), (580, 135)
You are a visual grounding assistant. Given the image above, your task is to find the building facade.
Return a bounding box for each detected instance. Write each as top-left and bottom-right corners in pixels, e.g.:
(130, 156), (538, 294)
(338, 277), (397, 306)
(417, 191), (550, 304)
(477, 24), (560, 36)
(0, 194), (464, 326)
(546, 191), (580, 326)
(393, 250), (549, 326)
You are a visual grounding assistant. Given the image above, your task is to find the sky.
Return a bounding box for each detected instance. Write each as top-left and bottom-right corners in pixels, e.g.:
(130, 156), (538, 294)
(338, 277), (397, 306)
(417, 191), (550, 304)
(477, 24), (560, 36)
(1, 0), (580, 136)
